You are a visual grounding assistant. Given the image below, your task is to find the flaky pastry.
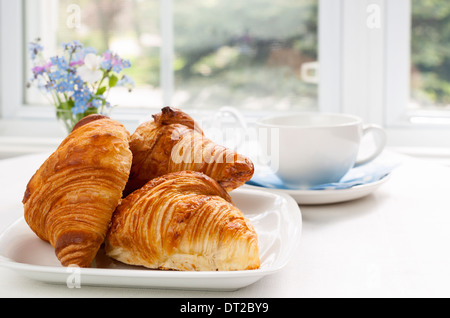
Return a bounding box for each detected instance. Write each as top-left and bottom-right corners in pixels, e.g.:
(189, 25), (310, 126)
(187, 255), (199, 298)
(106, 171), (260, 271)
(23, 115), (133, 267)
(124, 107), (254, 195)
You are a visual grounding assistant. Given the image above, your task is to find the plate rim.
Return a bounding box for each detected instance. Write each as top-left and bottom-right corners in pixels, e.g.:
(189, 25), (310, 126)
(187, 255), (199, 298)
(244, 174), (391, 205)
(0, 188), (302, 289)
(287, 174), (390, 195)
(246, 174), (391, 195)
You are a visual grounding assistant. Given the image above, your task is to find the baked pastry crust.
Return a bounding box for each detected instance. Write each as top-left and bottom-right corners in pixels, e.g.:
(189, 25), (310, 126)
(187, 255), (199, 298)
(106, 171), (260, 271)
(124, 107), (254, 195)
(23, 115), (133, 268)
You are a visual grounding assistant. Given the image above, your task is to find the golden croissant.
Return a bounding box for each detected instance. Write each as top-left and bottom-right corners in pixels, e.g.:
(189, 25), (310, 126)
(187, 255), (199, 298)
(106, 171), (260, 271)
(23, 115), (133, 268)
(124, 107), (254, 196)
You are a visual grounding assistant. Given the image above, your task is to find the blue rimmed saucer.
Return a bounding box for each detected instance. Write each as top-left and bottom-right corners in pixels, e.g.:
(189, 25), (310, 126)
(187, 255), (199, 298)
(245, 161), (397, 205)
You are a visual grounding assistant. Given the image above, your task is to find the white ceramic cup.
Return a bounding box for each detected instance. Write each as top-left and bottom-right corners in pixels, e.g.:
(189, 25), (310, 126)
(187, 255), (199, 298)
(256, 112), (387, 189)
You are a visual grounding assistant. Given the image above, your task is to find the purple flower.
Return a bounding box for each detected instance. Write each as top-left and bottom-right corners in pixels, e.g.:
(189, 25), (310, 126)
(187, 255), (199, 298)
(32, 62), (50, 74)
(101, 51), (113, 70)
(101, 50), (131, 73)
(103, 51), (112, 61)
(69, 60), (84, 67)
(27, 39), (134, 118)
(32, 65), (47, 76)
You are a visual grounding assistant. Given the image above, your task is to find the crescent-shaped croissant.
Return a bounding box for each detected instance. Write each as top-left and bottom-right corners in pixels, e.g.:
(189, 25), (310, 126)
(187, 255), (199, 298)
(106, 171), (260, 271)
(124, 107), (254, 196)
(23, 115), (133, 268)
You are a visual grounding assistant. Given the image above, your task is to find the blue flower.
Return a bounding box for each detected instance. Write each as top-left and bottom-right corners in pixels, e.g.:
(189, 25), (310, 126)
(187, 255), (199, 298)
(45, 81), (57, 91)
(84, 47), (98, 55)
(27, 40), (135, 118)
(91, 98), (103, 108)
(112, 64), (123, 73)
(62, 41), (84, 53)
(72, 104), (87, 115)
(48, 70), (65, 82)
(102, 51), (131, 74)
(28, 41), (43, 60)
(50, 56), (69, 70)
(73, 76), (84, 90)
(122, 59), (131, 69)
(72, 46), (97, 62)
(117, 75), (135, 86)
(56, 82), (69, 93)
(101, 59), (112, 71)
(112, 58), (131, 73)
(72, 89), (92, 115)
(64, 74), (83, 92)
(117, 75), (135, 92)
(73, 89), (92, 102)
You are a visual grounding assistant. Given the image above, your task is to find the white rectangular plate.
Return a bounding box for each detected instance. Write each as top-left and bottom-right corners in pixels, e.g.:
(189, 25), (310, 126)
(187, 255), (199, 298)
(0, 188), (302, 291)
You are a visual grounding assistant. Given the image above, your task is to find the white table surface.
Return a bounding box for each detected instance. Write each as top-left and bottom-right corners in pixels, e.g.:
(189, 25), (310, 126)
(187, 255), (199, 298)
(0, 150), (449, 298)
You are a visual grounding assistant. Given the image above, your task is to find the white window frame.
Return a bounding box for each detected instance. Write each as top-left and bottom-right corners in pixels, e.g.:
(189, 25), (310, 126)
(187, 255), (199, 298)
(2, 0), (328, 121)
(338, 0), (450, 150)
(1, 0), (167, 122)
(0, 0), (24, 120)
(384, 0), (450, 149)
(2, 0), (450, 154)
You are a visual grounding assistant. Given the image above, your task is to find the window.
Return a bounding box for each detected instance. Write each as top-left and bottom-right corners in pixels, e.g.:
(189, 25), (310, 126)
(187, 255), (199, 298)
(2, 0), (450, 152)
(410, 0), (450, 112)
(23, 0), (319, 112)
(172, 0), (318, 111)
(24, 0), (162, 108)
(384, 0), (450, 150)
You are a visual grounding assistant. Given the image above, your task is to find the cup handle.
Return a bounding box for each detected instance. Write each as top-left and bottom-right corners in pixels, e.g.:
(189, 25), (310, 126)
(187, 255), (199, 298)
(354, 124), (387, 167)
(300, 61), (320, 84)
(212, 107), (248, 150)
(215, 106), (248, 130)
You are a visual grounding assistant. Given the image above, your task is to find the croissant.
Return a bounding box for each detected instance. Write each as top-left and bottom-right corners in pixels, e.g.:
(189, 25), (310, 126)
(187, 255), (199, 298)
(106, 171), (260, 271)
(23, 115), (133, 268)
(124, 107), (254, 196)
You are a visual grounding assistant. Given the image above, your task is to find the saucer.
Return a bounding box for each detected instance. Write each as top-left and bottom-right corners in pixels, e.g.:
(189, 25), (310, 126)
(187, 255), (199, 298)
(245, 161), (395, 205)
(244, 175), (390, 205)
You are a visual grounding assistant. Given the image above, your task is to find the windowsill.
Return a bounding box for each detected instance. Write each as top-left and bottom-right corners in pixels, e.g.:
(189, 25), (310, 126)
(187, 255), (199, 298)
(2, 106), (450, 165)
(0, 118), (64, 159)
(390, 147), (450, 166)
(0, 106), (266, 159)
(0, 113), (145, 159)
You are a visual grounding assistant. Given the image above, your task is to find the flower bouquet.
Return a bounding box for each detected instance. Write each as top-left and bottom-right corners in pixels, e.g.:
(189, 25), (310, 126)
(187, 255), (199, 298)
(28, 39), (135, 133)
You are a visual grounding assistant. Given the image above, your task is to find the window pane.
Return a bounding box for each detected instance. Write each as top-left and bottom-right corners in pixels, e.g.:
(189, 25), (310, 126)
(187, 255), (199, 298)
(24, 0), (318, 111)
(410, 0), (450, 110)
(173, 0), (319, 111)
(24, 0), (161, 108)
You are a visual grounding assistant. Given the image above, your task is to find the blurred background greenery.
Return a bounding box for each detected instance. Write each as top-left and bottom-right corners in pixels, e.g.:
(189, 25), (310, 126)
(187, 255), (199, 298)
(411, 0), (450, 109)
(28, 0), (450, 111)
(55, 0), (318, 111)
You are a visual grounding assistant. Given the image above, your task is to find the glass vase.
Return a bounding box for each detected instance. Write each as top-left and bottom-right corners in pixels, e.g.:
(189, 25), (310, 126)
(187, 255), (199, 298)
(56, 107), (112, 135)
